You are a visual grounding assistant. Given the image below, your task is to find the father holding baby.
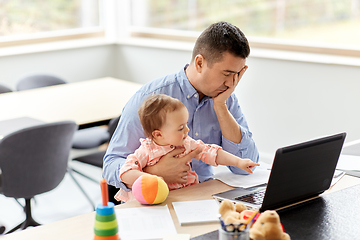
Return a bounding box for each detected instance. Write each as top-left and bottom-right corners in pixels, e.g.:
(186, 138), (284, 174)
(103, 21), (259, 201)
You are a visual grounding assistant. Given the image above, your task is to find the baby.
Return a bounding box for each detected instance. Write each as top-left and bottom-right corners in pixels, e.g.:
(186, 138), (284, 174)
(115, 94), (259, 202)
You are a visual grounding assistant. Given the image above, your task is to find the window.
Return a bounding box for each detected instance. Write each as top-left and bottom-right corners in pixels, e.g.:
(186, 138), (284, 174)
(130, 0), (360, 56)
(0, 0), (103, 47)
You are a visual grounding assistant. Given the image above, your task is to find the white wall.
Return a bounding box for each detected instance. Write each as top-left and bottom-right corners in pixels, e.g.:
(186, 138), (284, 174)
(241, 57), (360, 161)
(1, 41), (359, 162)
(0, 44), (116, 89)
(115, 44), (191, 84)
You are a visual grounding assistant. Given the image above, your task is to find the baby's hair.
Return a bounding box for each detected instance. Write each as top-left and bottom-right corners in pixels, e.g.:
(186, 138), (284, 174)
(138, 94), (185, 139)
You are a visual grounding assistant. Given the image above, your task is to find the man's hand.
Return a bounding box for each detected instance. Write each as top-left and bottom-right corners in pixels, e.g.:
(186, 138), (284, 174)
(211, 66), (248, 144)
(143, 147), (201, 184)
(213, 65), (248, 106)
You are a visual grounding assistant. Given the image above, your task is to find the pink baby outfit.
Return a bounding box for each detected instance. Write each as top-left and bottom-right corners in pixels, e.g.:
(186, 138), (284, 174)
(114, 136), (222, 202)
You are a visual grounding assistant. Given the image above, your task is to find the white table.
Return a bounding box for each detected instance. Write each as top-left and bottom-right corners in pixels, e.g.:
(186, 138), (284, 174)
(0, 77), (142, 128)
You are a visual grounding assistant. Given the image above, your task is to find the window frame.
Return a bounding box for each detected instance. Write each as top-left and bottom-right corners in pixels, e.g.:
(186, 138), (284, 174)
(0, 28), (105, 48)
(129, 26), (360, 58)
(2, 0), (360, 60)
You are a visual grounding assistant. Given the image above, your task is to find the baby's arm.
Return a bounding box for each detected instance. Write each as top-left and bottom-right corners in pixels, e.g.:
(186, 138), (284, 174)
(121, 170), (151, 189)
(216, 150), (260, 174)
(119, 146), (152, 189)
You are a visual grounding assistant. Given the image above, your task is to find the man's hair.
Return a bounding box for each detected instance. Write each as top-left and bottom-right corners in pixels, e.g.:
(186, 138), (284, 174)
(138, 94), (185, 139)
(191, 21), (250, 67)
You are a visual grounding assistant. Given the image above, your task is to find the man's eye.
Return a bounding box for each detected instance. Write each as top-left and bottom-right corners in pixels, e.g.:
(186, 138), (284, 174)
(224, 73), (231, 77)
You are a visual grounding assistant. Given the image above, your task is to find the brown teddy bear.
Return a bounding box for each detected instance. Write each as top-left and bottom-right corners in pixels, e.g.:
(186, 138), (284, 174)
(218, 200), (290, 240)
(218, 200), (247, 225)
(249, 210), (290, 240)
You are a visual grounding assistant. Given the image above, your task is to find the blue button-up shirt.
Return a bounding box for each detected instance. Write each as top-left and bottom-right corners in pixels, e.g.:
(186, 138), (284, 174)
(103, 65), (259, 190)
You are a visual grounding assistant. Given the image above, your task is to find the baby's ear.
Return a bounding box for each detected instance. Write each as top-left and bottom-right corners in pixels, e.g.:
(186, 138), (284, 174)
(152, 130), (162, 139)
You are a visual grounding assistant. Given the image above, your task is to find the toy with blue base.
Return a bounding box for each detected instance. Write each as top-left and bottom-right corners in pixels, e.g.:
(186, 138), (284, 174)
(94, 179), (120, 240)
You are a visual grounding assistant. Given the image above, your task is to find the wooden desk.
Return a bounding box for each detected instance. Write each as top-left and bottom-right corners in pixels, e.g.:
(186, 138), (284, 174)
(0, 77), (142, 128)
(2, 176), (360, 240)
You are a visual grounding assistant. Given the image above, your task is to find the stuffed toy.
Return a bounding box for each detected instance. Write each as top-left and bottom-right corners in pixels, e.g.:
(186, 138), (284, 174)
(218, 200), (290, 240)
(249, 210), (291, 240)
(132, 174), (169, 204)
(219, 200), (257, 223)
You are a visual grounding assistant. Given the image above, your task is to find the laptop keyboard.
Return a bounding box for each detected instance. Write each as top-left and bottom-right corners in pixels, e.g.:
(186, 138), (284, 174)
(234, 189), (266, 205)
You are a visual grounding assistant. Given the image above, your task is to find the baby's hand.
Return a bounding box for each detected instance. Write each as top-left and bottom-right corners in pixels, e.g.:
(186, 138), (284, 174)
(240, 159), (260, 174)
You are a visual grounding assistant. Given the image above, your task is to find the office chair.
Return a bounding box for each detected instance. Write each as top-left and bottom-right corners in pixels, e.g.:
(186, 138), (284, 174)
(15, 74), (115, 207)
(16, 74), (66, 91)
(0, 121), (77, 233)
(69, 116), (121, 205)
(0, 83), (12, 94)
(15, 74), (112, 151)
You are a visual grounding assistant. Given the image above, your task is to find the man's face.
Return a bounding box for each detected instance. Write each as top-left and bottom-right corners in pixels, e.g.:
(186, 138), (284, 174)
(196, 52), (246, 98)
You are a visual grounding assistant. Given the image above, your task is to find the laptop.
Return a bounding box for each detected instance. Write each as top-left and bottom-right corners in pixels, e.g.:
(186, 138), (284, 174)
(213, 132), (346, 212)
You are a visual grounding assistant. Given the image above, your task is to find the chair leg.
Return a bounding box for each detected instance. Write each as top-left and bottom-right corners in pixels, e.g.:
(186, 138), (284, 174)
(67, 168), (95, 210)
(70, 168), (99, 184)
(0, 225), (5, 235)
(14, 198), (23, 208)
(6, 199), (40, 234)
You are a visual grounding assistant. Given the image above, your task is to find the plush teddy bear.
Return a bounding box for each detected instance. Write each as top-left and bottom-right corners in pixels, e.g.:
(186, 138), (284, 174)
(218, 201), (290, 240)
(218, 200), (247, 225)
(249, 210), (290, 240)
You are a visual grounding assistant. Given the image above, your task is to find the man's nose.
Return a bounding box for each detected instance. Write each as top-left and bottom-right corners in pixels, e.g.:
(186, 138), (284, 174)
(225, 76), (235, 87)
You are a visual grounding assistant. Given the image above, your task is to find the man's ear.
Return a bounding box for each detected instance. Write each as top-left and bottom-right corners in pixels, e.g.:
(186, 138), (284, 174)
(194, 54), (205, 73)
(152, 130), (163, 140)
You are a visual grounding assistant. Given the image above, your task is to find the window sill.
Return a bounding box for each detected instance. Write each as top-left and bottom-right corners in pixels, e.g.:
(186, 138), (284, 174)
(0, 37), (115, 57)
(2, 33), (360, 68)
(119, 36), (360, 67)
(250, 48), (360, 67)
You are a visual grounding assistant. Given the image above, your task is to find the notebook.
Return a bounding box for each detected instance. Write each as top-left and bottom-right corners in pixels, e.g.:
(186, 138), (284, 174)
(212, 132), (346, 212)
(172, 199), (219, 225)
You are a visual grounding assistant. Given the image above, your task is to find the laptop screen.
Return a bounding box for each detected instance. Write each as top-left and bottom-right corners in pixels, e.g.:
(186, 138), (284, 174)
(260, 132), (346, 211)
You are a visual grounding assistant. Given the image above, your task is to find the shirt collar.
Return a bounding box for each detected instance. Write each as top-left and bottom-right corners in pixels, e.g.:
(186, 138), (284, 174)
(177, 64), (212, 102)
(177, 64), (198, 99)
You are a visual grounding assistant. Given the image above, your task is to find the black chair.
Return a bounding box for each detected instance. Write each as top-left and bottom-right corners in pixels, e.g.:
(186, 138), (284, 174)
(14, 74), (116, 208)
(0, 121), (77, 233)
(71, 126), (110, 150)
(0, 224), (5, 235)
(16, 74), (66, 91)
(0, 83), (12, 94)
(69, 116), (121, 205)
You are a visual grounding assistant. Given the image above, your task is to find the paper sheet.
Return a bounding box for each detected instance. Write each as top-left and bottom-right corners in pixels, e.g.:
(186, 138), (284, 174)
(213, 167), (271, 188)
(116, 205), (176, 240)
(336, 154), (360, 171)
(172, 199), (219, 226)
(330, 170), (345, 187)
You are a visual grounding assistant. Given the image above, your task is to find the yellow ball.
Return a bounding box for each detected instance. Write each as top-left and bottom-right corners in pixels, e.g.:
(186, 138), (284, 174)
(132, 175), (169, 204)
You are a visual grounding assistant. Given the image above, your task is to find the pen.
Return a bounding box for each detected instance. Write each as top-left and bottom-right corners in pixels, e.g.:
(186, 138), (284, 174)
(239, 210), (259, 231)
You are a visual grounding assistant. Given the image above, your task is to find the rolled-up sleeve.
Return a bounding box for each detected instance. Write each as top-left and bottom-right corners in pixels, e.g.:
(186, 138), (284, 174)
(102, 92), (146, 190)
(222, 94), (259, 175)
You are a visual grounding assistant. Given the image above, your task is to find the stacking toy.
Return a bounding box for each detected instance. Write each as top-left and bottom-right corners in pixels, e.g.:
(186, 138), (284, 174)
(94, 179), (120, 240)
(132, 174), (169, 205)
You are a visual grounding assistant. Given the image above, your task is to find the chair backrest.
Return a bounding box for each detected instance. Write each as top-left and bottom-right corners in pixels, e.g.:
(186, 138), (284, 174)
(0, 121), (78, 199)
(16, 74), (67, 91)
(0, 84), (12, 94)
(107, 116), (120, 138)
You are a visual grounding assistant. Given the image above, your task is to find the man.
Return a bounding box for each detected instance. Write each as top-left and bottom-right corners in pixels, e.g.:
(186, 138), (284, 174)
(103, 21), (259, 197)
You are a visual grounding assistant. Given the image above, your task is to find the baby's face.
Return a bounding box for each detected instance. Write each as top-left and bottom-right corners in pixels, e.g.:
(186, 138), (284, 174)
(160, 106), (189, 146)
